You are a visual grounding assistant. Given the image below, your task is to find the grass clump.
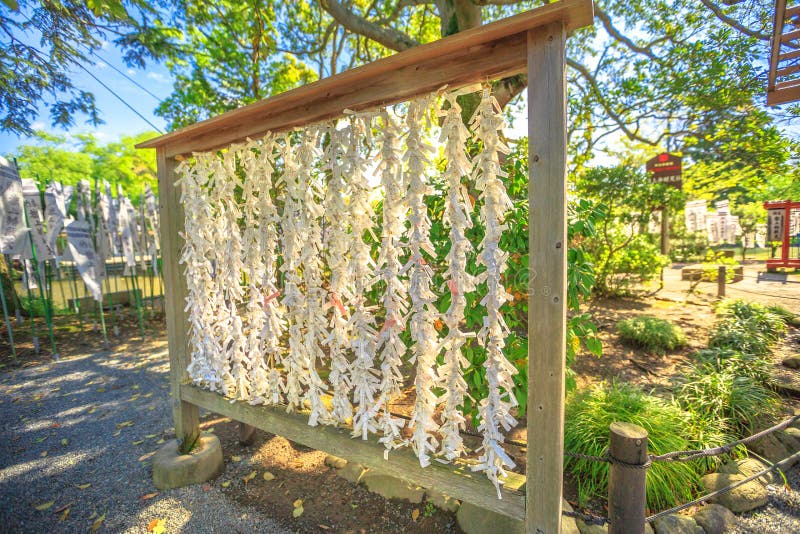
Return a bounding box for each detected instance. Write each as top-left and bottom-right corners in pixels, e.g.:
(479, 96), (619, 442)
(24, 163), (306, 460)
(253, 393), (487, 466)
(675, 364), (780, 435)
(709, 300), (787, 356)
(767, 304), (800, 327)
(564, 382), (709, 510)
(616, 315), (687, 355)
(691, 347), (773, 386)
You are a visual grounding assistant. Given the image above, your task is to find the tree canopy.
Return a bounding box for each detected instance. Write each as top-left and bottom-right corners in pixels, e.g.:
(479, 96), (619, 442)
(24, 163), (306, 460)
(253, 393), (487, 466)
(5, 131), (158, 201)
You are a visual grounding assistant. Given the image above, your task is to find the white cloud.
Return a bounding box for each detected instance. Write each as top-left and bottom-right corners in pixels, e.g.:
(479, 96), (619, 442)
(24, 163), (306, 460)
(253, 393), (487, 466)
(31, 121), (45, 130)
(126, 69), (136, 76)
(95, 61), (108, 69)
(146, 72), (166, 82)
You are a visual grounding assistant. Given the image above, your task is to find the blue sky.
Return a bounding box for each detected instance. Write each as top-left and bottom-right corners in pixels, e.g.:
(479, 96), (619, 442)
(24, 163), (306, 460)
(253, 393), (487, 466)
(0, 41), (173, 154)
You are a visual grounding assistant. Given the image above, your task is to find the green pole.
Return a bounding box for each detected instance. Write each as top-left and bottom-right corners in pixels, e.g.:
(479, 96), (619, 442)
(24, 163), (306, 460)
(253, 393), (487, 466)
(22, 198), (58, 359)
(21, 261), (39, 353)
(0, 273), (18, 364)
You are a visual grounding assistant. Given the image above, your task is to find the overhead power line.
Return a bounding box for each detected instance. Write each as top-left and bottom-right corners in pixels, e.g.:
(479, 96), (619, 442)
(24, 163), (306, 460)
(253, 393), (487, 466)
(73, 61), (164, 134)
(90, 51), (163, 102)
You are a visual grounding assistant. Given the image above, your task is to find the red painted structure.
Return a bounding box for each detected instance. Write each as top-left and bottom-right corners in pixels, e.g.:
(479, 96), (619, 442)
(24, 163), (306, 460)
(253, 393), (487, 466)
(764, 200), (800, 270)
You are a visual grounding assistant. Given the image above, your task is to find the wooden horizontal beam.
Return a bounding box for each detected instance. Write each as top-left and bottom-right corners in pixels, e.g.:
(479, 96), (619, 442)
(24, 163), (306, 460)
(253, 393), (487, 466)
(767, 84), (800, 105)
(181, 384), (527, 520)
(779, 49), (800, 61)
(776, 63), (800, 77)
(136, 0), (593, 157)
(781, 28), (800, 42)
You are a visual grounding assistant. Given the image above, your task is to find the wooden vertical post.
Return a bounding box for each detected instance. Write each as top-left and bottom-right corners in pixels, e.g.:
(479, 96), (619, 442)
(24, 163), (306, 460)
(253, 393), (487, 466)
(717, 266), (726, 298)
(608, 422), (648, 534)
(157, 148), (200, 453)
(527, 22), (567, 534)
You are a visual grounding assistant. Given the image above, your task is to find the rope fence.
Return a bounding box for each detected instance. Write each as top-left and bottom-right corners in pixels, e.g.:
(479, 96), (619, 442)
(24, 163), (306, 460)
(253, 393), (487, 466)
(559, 413), (800, 529)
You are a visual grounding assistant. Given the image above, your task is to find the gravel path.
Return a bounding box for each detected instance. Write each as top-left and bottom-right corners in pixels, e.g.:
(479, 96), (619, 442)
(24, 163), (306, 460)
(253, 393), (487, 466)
(733, 466), (800, 534)
(0, 345), (289, 533)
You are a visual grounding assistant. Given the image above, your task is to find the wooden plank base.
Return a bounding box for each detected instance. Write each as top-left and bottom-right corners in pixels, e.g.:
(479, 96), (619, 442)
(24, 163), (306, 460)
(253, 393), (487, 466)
(181, 384), (526, 521)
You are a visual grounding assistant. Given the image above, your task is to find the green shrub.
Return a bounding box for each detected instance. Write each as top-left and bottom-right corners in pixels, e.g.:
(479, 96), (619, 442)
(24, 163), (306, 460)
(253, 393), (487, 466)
(709, 300), (787, 356)
(691, 348), (772, 386)
(564, 382), (708, 510)
(767, 304), (800, 327)
(675, 364), (780, 435)
(617, 316), (687, 354)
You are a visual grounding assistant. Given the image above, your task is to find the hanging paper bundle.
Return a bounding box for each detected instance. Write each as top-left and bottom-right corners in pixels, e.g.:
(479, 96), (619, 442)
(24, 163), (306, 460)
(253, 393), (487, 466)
(177, 155), (219, 389)
(210, 150), (247, 398)
(238, 140), (270, 404)
(470, 88), (518, 497)
(322, 122), (354, 425)
(243, 135), (286, 407)
(297, 128), (332, 426)
(374, 108), (407, 456)
(278, 133), (310, 412)
(404, 95), (442, 467)
(345, 111), (380, 440)
(438, 92), (476, 462)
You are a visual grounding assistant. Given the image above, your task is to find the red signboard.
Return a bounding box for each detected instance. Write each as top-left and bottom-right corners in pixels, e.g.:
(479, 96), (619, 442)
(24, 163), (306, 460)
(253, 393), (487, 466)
(646, 153), (682, 189)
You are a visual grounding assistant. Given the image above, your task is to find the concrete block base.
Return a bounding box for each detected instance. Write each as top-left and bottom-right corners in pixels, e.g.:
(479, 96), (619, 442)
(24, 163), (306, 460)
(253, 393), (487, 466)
(152, 433), (224, 490)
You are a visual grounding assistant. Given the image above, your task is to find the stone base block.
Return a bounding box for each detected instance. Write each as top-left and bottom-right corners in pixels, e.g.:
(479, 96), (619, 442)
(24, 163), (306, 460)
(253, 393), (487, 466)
(152, 433), (224, 490)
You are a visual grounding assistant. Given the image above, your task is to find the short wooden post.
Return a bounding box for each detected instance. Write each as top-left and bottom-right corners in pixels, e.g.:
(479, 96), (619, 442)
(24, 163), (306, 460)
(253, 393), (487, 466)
(608, 422), (648, 534)
(717, 266), (726, 298)
(239, 422), (257, 445)
(158, 149), (200, 453)
(527, 21), (568, 534)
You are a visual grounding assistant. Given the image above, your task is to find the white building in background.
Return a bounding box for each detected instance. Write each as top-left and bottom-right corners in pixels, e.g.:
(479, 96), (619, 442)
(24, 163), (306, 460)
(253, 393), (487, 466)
(684, 199), (742, 245)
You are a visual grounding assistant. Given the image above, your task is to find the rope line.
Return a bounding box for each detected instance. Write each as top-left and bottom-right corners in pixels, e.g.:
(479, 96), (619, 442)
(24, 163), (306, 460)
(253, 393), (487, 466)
(562, 509), (608, 525)
(645, 448), (800, 524)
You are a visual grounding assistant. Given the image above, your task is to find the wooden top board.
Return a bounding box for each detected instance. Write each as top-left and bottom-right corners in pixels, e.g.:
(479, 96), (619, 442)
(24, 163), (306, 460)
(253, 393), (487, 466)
(137, 0), (593, 157)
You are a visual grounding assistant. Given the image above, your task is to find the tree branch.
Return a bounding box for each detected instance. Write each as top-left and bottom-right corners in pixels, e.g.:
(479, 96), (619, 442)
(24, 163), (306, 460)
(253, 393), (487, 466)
(318, 0), (419, 51)
(698, 0), (770, 40)
(595, 6), (658, 60)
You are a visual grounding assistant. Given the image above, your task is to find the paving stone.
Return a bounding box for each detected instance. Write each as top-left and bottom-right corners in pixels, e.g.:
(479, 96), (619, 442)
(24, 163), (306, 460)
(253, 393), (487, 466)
(691, 504), (737, 534)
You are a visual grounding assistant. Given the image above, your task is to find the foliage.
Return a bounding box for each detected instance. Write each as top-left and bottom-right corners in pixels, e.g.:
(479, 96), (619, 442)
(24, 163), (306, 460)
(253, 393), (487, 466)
(564, 382), (719, 510)
(766, 304), (800, 327)
(616, 316), (686, 355)
(0, 0), (171, 135)
(5, 131), (158, 202)
(575, 165), (678, 296)
(690, 348), (772, 388)
(669, 216), (709, 263)
(709, 299), (787, 356)
(675, 364), (780, 435)
(154, 1), (318, 129)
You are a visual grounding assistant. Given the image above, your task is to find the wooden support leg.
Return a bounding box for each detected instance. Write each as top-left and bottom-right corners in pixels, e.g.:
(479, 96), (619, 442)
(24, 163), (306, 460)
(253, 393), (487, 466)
(527, 21), (568, 534)
(239, 422), (257, 446)
(158, 148), (201, 453)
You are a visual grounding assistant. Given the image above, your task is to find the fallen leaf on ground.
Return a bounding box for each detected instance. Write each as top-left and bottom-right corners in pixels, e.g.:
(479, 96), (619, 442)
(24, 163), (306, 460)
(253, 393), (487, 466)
(59, 508), (70, 522)
(116, 421), (134, 429)
(155, 438), (164, 444)
(89, 512), (106, 533)
(231, 455), (242, 462)
(140, 492), (159, 500)
(53, 503), (72, 514)
(203, 484), (211, 491)
(132, 385), (140, 390)
(40, 451), (48, 457)
(87, 406), (97, 414)
(221, 481), (231, 488)
(34, 500), (55, 511)
(318, 525), (330, 530)
(262, 471), (275, 481)
(293, 505), (304, 518)
(145, 434), (157, 439)
(75, 483), (91, 490)
(293, 498), (303, 508)
(112, 430), (121, 437)
(34, 436), (47, 443)
(411, 509), (420, 521)
(61, 439), (68, 446)
(96, 388), (105, 393)
(243, 471), (257, 483)
(132, 440), (144, 445)
(138, 451), (156, 462)
(147, 518), (164, 532)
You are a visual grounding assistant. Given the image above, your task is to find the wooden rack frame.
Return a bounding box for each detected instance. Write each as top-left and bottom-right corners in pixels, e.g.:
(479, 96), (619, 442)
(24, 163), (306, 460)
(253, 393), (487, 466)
(138, 1), (594, 531)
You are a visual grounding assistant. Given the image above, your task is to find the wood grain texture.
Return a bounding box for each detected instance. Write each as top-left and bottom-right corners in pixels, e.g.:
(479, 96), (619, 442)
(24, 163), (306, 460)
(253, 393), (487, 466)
(608, 422), (648, 534)
(136, 0), (593, 157)
(181, 384), (526, 519)
(158, 149), (199, 451)
(526, 22), (568, 534)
